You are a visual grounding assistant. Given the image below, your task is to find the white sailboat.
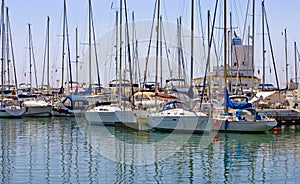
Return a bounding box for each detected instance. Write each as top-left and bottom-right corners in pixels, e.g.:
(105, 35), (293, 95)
(19, 94), (52, 117)
(148, 100), (209, 133)
(147, 0), (210, 134)
(0, 2), (25, 118)
(0, 97), (26, 118)
(85, 104), (122, 126)
(85, 95), (122, 126)
(213, 91), (277, 132)
(213, 0), (277, 133)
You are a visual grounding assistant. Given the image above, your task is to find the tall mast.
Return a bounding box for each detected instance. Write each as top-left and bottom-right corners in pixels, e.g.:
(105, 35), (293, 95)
(284, 28), (288, 88)
(207, 10), (211, 99)
(5, 7), (9, 86)
(160, 15), (163, 89)
(251, 0), (255, 93)
(27, 24), (39, 89)
(177, 17), (181, 80)
(224, 0), (228, 112)
(75, 27), (79, 86)
(28, 24), (32, 89)
(115, 11), (118, 84)
(42, 17), (50, 93)
(262, 0), (265, 90)
(190, 0), (194, 87)
(119, 0), (122, 95)
(132, 11), (135, 83)
(60, 0), (66, 93)
(124, 0), (135, 107)
(47, 17), (50, 94)
(295, 42), (297, 85)
(155, 0), (160, 93)
(88, 0), (92, 88)
(7, 7), (18, 89)
(1, 0), (5, 94)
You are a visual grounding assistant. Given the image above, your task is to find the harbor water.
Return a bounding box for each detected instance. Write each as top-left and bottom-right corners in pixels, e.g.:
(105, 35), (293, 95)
(0, 117), (299, 183)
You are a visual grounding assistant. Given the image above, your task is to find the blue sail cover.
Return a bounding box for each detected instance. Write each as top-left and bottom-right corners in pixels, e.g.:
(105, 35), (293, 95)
(224, 88), (252, 109)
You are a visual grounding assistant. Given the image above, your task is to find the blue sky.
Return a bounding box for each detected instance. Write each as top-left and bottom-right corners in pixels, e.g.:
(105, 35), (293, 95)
(4, 0), (300, 87)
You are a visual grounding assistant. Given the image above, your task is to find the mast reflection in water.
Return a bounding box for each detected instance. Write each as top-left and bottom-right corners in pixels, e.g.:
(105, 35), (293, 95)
(0, 118), (299, 183)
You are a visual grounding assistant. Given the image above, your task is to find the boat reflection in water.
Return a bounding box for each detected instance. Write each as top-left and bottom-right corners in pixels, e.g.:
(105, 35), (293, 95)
(78, 120), (217, 165)
(0, 118), (299, 183)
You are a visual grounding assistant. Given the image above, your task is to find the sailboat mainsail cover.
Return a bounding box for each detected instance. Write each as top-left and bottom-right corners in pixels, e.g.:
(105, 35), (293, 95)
(171, 87), (194, 98)
(224, 88), (252, 109)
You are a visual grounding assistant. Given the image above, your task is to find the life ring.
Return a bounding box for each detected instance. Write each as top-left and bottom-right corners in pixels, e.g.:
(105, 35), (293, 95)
(57, 105), (62, 110)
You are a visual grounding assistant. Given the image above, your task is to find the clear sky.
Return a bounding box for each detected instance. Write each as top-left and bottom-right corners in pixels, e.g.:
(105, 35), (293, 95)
(3, 0), (300, 87)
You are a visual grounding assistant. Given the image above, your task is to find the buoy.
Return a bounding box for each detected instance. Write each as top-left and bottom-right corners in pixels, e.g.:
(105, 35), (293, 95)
(273, 127), (278, 135)
(214, 135), (220, 142)
(213, 121), (220, 127)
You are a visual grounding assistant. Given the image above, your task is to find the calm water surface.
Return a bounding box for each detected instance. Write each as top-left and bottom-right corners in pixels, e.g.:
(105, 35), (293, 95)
(0, 117), (299, 183)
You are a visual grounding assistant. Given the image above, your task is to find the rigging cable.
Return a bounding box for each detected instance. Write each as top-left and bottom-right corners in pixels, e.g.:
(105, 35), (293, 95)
(199, 0), (219, 108)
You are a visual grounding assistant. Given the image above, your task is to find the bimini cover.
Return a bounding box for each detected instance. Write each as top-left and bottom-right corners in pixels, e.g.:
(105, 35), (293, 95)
(224, 88), (252, 109)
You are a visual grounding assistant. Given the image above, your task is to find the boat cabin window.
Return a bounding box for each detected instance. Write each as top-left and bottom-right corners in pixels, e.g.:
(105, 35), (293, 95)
(64, 98), (72, 108)
(162, 103), (175, 110)
(162, 101), (184, 111)
(73, 101), (86, 110)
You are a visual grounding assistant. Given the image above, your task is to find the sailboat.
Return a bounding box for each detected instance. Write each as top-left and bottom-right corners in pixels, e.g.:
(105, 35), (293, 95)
(248, 6), (300, 125)
(84, 0), (122, 125)
(213, 0), (277, 133)
(213, 89), (277, 132)
(85, 0), (156, 129)
(18, 22), (52, 117)
(0, 2), (25, 118)
(148, 100), (209, 133)
(147, 0), (210, 134)
(18, 93), (52, 117)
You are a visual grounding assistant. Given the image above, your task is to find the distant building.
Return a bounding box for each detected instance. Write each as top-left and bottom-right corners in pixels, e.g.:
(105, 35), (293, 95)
(194, 36), (260, 95)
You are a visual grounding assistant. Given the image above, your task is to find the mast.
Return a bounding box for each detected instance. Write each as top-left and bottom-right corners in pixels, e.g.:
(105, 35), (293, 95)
(42, 17), (50, 93)
(295, 42), (297, 85)
(60, 0), (67, 93)
(5, 7), (9, 86)
(177, 17), (181, 81)
(27, 24), (39, 89)
(224, 0), (228, 112)
(208, 11), (210, 72)
(89, 0), (101, 93)
(124, 0), (135, 107)
(7, 7), (18, 89)
(88, 0), (92, 89)
(206, 9), (212, 112)
(190, 0), (194, 87)
(75, 27), (79, 87)
(251, 0), (255, 93)
(155, 0), (160, 94)
(1, 0), (4, 96)
(263, 2), (280, 90)
(65, 9), (72, 92)
(119, 0), (122, 97)
(284, 28), (288, 88)
(160, 15), (163, 89)
(28, 24), (32, 89)
(132, 11), (135, 83)
(115, 11), (118, 85)
(262, 0), (265, 90)
(47, 17), (50, 94)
